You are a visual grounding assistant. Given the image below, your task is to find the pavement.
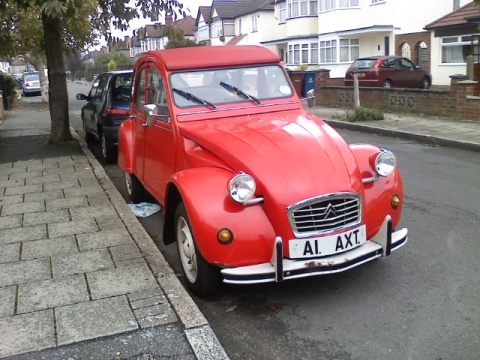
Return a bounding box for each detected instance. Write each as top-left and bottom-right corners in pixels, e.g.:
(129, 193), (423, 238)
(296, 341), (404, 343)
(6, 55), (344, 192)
(0, 100), (479, 360)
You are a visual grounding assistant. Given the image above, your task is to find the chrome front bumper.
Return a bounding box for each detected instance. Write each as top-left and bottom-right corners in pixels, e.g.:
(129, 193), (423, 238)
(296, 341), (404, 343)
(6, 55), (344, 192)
(221, 216), (407, 284)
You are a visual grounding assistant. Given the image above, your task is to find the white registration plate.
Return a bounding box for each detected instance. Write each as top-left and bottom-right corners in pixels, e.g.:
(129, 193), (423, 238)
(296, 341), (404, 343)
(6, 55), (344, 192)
(289, 225), (366, 259)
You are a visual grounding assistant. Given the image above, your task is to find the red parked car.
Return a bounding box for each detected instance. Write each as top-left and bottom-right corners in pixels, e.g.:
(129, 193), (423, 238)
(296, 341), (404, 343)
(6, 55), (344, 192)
(344, 55), (432, 89)
(118, 46), (408, 297)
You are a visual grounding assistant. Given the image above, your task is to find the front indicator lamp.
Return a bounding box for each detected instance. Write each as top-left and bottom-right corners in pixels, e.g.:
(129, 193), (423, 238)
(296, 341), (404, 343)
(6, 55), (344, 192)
(217, 228), (233, 245)
(391, 195), (401, 209)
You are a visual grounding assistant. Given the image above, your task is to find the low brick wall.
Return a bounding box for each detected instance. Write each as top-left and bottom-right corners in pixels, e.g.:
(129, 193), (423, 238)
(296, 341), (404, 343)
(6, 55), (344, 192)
(312, 70), (480, 121)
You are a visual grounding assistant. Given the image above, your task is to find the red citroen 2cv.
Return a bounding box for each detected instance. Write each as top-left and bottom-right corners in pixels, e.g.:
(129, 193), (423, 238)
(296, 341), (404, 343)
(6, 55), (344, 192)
(118, 45), (408, 297)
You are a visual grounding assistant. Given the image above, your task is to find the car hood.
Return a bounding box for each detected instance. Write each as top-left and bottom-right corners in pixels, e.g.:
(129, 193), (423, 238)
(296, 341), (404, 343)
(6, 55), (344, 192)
(179, 111), (363, 205)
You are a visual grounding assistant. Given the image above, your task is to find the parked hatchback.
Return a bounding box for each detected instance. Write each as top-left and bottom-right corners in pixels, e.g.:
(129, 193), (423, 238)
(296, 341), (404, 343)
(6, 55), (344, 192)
(22, 72), (41, 96)
(76, 70), (132, 163)
(344, 56), (432, 89)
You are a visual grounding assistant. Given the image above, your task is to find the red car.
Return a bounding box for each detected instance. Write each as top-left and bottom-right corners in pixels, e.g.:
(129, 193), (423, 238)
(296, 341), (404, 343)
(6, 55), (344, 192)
(344, 56), (432, 89)
(118, 46), (408, 297)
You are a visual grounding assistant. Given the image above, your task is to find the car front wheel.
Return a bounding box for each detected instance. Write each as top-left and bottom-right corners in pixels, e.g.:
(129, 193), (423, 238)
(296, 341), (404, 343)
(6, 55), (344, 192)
(382, 80), (392, 88)
(175, 202), (220, 298)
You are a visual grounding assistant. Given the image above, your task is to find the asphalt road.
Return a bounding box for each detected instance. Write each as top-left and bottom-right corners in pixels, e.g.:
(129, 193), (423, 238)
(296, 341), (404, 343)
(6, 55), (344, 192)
(68, 81), (480, 360)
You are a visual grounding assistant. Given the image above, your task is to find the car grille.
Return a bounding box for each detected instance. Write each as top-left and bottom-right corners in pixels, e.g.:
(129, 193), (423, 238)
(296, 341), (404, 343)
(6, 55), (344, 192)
(287, 193), (361, 238)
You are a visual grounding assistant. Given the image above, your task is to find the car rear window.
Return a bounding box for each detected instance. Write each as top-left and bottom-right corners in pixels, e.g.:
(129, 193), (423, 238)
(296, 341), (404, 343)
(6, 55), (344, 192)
(350, 59), (377, 69)
(24, 74), (39, 82)
(112, 73), (132, 103)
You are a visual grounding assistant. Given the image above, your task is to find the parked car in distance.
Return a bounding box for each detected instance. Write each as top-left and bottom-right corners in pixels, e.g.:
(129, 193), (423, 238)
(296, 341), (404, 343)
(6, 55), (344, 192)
(118, 46), (408, 297)
(76, 70), (133, 163)
(344, 56), (432, 89)
(22, 72), (41, 96)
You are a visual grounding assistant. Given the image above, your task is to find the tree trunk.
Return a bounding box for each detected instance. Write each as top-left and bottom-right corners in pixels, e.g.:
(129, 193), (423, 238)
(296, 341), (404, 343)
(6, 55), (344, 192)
(42, 12), (72, 143)
(33, 58), (49, 103)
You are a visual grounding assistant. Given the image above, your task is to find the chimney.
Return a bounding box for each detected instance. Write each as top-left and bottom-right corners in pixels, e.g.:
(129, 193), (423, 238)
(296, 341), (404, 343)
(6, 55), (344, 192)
(165, 9), (173, 26)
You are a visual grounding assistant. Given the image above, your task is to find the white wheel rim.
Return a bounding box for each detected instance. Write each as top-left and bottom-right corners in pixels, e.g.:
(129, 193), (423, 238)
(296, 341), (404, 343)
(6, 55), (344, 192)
(125, 172), (132, 196)
(177, 216), (197, 283)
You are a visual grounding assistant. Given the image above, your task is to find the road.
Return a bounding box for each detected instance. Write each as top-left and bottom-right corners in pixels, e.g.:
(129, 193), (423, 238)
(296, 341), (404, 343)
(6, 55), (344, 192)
(68, 81), (480, 360)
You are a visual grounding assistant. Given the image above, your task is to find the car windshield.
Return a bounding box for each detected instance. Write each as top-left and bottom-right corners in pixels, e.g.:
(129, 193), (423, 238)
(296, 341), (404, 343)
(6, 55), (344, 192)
(350, 59), (378, 69)
(170, 65), (293, 108)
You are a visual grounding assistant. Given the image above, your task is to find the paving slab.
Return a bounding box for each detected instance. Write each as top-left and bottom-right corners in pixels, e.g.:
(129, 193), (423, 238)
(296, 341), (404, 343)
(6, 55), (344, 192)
(0, 286), (16, 318)
(0, 310), (55, 358)
(17, 274), (89, 314)
(0, 224), (47, 245)
(55, 296), (137, 346)
(47, 218), (98, 238)
(0, 243), (21, 263)
(86, 262), (159, 300)
(76, 229), (133, 251)
(0, 258), (51, 287)
(51, 248), (113, 277)
(21, 235), (78, 260)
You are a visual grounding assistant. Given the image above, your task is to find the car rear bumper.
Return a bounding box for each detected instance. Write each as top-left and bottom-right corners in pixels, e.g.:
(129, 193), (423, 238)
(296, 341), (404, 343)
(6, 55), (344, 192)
(23, 87), (41, 94)
(221, 216), (407, 284)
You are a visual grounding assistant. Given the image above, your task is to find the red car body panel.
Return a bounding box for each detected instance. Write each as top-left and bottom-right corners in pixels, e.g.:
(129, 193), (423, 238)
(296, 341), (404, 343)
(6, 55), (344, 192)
(118, 45), (407, 285)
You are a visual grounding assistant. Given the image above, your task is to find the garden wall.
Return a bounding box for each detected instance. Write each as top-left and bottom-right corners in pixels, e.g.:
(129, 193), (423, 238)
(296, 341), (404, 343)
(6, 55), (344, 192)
(312, 70), (480, 121)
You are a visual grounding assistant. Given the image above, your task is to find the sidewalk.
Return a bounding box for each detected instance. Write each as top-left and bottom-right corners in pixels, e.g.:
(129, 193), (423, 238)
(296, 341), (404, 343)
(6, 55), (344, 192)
(307, 105), (480, 152)
(0, 103), (229, 359)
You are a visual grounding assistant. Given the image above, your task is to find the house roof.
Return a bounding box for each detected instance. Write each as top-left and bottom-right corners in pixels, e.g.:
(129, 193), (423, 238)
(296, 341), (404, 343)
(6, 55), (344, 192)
(205, 0), (274, 20)
(425, 1), (480, 30)
(226, 34), (247, 45)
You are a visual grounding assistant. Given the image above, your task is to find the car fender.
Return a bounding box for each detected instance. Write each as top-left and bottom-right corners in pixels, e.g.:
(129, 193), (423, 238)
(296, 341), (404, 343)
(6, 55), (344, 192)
(118, 118), (135, 173)
(165, 167), (277, 267)
(349, 143), (404, 237)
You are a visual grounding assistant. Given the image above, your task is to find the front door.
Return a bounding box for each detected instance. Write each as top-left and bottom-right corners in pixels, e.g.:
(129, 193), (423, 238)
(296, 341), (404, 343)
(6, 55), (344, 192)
(142, 65), (175, 204)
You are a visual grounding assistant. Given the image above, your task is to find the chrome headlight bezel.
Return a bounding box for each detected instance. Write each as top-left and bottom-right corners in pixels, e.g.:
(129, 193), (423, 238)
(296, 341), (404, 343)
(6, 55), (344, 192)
(375, 150), (396, 177)
(228, 173), (256, 204)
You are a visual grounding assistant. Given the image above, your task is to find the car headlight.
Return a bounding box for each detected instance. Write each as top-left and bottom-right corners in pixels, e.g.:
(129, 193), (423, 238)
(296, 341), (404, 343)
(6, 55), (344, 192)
(374, 150), (396, 176)
(228, 173), (256, 204)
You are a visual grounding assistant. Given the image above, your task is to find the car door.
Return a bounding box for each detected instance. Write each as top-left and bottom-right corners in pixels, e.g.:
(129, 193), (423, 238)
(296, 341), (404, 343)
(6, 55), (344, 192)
(131, 66), (148, 182)
(398, 58), (422, 87)
(142, 65), (175, 204)
(83, 75), (108, 135)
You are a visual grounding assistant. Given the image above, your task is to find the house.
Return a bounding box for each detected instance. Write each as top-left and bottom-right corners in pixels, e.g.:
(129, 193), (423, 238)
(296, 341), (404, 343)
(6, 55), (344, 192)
(0, 59), (9, 74)
(425, 1), (480, 85)
(129, 12), (196, 57)
(311, 0), (472, 79)
(194, 0), (275, 47)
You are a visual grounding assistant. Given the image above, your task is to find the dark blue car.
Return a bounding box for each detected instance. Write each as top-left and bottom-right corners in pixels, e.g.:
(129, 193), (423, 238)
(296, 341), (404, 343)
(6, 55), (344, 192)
(76, 70), (132, 163)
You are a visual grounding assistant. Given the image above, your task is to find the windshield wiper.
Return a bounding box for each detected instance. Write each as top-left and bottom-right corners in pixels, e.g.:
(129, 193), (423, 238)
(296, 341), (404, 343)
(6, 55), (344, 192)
(172, 88), (216, 109)
(220, 81), (261, 104)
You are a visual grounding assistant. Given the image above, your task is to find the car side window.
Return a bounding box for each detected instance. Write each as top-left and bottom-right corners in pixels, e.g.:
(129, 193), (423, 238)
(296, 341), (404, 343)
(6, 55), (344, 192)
(94, 75), (108, 104)
(400, 59), (414, 69)
(147, 66), (170, 118)
(135, 68), (147, 110)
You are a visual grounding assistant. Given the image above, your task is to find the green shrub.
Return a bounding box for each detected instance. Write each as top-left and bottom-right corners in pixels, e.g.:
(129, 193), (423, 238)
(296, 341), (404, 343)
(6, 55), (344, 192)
(348, 107), (384, 122)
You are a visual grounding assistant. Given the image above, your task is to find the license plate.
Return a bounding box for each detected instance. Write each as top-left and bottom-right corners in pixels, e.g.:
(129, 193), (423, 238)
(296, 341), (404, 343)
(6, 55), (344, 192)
(289, 225), (366, 259)
(357, 72), (366, 77)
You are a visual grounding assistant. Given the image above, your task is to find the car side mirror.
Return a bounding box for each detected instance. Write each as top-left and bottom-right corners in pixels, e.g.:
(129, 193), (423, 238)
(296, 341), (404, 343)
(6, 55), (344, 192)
(76, 93), (87, 101)
(143, 103), (171, 124)
(306, 89), (315, 108)
(144, 104), (157, 125)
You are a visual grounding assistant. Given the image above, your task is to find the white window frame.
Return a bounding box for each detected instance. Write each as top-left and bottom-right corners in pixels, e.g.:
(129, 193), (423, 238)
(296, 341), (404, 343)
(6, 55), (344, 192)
(339, 38), (359, 62)
(339, 0), (359, 7)
(251, 14), (257, 32)
(288, 0), (318, 17)
(279, 3), (287, 23)
(320, 0), (336, 11)
(441, 35), (473, 64)
(320, 39), (337, 63)
(289, 42), (319, 65)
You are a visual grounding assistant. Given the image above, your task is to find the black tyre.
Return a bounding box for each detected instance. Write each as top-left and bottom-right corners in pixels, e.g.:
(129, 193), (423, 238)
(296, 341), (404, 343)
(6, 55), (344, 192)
(124, 172), (146, 203)
(382, 80), (392, 88)
(83, 118), (95, 143)
(175, 202), (220, 298)
(421, 77), (431, 89)
(101, 132), (117, 164)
